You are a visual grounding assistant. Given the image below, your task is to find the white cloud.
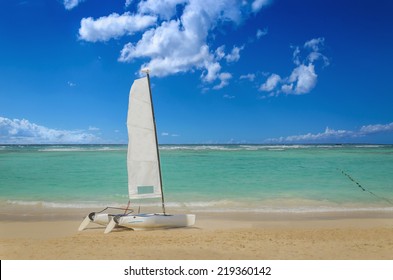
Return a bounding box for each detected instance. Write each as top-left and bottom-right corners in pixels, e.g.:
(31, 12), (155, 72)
(138, 0), (188, 20)
(252, 0), (270, 13)
(223, 94), (235, 99)
(215, 45), (226, 60)
(260, 37), (328, 96)
(79, 0), (268, 88)
(125, 0), (133, 8)
(304, 37), (325, 52)
(213, 72), (232, 89)
(64, 0), (84, 10)
(291, 45), (301, 65)
(88, 126), (100, 131)
(118, 0), (243, 81)
(161, 131), (179, 137)
(359, 122), (393, 134)
(283, 127), (353, 142)
(0, 117), (100, 144)
(240, 73), (256, 81)
(266, 122), (393, 143)
(260, 73), (281, 92)
(256, 28), (268, 39)
(118, 19), (215, 79)
(225, 45), (244, 63)
(280, 83), (293, 94)
(79, 13), (157, 42)
(68, 81), (76, 87)
(285, 63), (317, 94)
(201, 59), (222, 83)
(303, 37), (330, 67)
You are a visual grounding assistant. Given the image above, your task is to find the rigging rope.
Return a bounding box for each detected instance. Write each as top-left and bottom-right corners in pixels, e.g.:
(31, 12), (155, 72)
(95, 206), (134, 215)
(124, 200), (131, 214)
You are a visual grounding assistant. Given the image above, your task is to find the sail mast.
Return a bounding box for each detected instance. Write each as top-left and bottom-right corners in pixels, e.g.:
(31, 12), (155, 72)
(144, 69), (166, 215)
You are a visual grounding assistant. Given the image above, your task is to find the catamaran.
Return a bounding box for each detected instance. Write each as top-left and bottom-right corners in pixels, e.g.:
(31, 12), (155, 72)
(78, 69), (195, 232)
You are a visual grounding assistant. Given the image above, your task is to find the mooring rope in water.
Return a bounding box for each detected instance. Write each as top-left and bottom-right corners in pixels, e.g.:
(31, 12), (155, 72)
(337, 168), (393, 206)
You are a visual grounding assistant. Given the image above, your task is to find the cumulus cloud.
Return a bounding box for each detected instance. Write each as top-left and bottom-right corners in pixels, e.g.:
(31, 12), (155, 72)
(79, 13), (157, 42)
(215, 45), (226, 60)
(0, 117), (100, 144)
(213, 72), (232, 89)
(285, 64), (317, 94)
(137, 0), (188, 20)
(79, 0), (268, 88)
(266, 122), (393, 143)
(118, 0), (244, 81)
(225, 45), (244, 63)
(63, 0), (84, 10)
(118, 18), (214, 77)
(260, 73), (281, 92)
(259, 37), (328, 96)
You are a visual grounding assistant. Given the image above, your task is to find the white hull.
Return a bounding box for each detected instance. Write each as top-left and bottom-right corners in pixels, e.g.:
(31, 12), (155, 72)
(78, 213), (114, 231)
(79, 212), (195, 232)
(92, 213), (112, 226)
(116, 213), (195, 231)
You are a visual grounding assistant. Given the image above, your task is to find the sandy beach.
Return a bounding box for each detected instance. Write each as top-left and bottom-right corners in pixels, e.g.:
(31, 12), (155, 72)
(1, 208), (392, 260)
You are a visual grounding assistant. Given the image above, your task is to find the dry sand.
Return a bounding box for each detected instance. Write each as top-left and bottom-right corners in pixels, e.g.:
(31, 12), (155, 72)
(1, 210), (393, 260)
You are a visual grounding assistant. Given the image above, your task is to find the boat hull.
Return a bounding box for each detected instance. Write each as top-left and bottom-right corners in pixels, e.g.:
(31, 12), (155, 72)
(78, 212), (114, 231)
(92, 213), (112, 226)
(117, 213), (196, 230)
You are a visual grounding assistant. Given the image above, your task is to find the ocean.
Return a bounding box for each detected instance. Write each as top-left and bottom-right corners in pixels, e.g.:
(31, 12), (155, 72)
(1, 144), (393, 214)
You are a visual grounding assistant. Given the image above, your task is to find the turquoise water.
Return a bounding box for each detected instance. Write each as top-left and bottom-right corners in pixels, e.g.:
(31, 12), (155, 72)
(1, 144), (393, 213)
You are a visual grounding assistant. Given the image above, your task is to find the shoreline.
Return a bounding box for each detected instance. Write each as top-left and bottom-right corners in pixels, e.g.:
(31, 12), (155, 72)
(1, 208), (392, 260)
(2, 201), (393, 221)
(0, 205), (393, 222)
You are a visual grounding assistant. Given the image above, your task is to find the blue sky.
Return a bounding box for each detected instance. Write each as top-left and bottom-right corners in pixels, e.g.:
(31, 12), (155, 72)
(1, 0), (392, 144)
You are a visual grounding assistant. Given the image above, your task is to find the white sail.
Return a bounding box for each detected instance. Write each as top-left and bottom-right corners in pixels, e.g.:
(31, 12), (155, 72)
(79, 73), (195, 233)
(127, 77), (162, 199)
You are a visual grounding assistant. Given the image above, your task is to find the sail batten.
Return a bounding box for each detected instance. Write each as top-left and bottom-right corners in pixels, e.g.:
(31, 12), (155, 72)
(127, 77), (162, 200)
